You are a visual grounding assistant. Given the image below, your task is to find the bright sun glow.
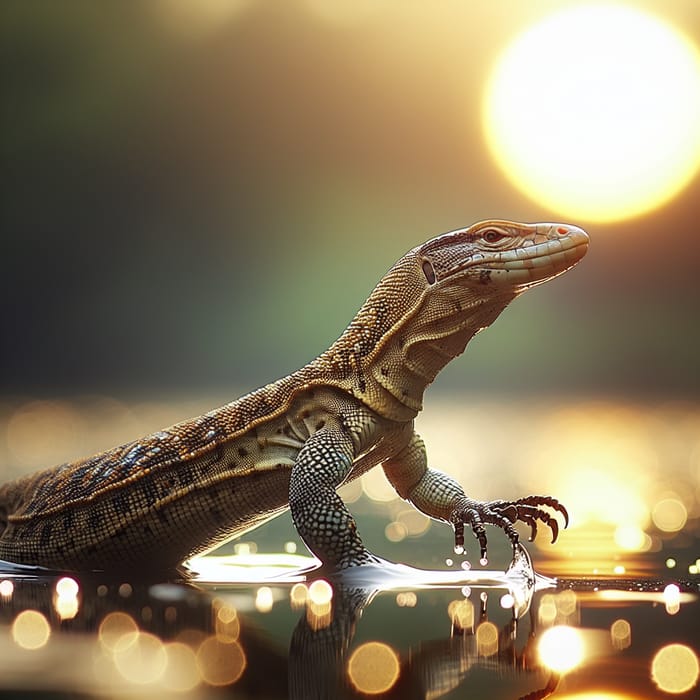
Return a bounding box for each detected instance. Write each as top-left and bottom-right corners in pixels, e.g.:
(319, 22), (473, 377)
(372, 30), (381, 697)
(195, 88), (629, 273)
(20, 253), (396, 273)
(538, 625), (585, 673)
(483, 5), (700, 222)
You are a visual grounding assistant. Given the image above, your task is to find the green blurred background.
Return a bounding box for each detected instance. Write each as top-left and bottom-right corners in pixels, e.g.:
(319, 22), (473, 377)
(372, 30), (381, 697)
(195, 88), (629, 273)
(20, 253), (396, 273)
(2, 0), (699, 399)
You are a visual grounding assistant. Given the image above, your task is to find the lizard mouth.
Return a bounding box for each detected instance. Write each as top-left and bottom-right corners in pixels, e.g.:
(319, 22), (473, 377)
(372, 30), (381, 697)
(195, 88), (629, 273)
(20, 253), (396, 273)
(459, 231), (589, 288)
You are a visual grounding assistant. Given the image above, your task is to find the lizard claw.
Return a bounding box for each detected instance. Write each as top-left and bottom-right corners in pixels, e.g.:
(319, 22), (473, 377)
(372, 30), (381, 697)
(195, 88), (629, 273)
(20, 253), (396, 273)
(513, 494), (569, 530)
(449, 494), (568, 561)
(451, 506), (488, 560)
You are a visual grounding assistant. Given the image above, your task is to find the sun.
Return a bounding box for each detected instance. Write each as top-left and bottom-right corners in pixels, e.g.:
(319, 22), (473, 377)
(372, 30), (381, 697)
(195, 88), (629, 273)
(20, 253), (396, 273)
(483, 5), (700, 222)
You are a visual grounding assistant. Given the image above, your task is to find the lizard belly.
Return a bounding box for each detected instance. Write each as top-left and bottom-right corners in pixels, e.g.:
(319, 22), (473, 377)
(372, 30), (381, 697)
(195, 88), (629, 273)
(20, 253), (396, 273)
(0, 463), (294, 572)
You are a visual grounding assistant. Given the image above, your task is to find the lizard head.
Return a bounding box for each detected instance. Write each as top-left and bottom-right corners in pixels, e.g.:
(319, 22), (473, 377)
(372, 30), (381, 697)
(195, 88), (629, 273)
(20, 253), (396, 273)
(322, 220), (588, 417)
(416, 220), (589, 294)
(398, 220), (589, 363)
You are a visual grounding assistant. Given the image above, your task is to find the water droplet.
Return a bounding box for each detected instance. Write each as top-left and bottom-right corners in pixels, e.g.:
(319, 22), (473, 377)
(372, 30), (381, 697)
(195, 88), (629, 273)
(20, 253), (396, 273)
(479, 557), (488, 567)
(454, 544), (465, 555)
(500, 593), (515, 609)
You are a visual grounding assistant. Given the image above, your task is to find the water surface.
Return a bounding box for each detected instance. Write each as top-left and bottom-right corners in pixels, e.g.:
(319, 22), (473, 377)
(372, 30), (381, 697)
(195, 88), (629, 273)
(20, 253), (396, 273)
(0, 396), (698, 698)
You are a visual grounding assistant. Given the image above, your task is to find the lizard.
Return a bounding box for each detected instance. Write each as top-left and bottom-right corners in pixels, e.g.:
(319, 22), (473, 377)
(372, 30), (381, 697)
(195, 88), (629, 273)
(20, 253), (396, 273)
(0, 220), (588, 573)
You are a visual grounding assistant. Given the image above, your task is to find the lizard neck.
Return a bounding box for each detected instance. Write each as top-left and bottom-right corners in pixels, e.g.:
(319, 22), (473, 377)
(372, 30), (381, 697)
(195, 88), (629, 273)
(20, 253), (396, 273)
(368, 290), (516, 415)
(315, 286), (517, 422)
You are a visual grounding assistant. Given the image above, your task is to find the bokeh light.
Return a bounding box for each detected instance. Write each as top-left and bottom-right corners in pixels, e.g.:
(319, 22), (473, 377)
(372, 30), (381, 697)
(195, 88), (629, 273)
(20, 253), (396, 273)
(614, 525), (651, 553)
(308, 579), (333, 606)
(53, 576), (80, 621)
(663, 583), (681, 616)
(290, 583), (308, 609)
(255, 586), (274, 613)
(0, 580), (14, 600)
(6, 400), (84, 469)
(361, 468), (398, 503)
(113, 631), (168, 685)
(384, 521), (407, 543)
(55, 576), (79, 598)
(499, 593), (514, 610)
(98, 612), (139, 652)
(537, 590), (579, 627)
(11, 610), (51, 651)
(162, 642), (201, 693)
(306, 579), (333, 631)
(610, 619), (631, 651)
(651, 644), (699, 694)
(396, 592), (417, 608)
(447, 599), (474, 631)
(214, 600), (240, 642)
(538, 625), (585, 673)
(476, 621), (499, 657)
(347, 641), (400, 695)
(652, 498), (688, 532)
(396, 509), (431, 536)
(196, 636), (247, 687)
(538, 594), (557, 626)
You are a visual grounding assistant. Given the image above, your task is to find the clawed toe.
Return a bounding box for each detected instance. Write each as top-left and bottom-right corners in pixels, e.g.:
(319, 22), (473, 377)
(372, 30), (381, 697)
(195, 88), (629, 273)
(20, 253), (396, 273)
(450, 495), (568, 561)
(511, 504), (561, 542)
(514, 495), (569, 529)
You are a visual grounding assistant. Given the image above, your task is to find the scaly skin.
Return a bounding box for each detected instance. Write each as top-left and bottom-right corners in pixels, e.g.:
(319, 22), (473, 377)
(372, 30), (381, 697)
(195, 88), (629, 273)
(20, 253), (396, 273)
(0, 220), (588, 572)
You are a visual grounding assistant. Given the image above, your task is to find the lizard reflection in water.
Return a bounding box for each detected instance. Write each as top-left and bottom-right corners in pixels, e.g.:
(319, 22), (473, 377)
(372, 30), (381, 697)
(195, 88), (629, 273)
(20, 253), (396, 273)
(0, 220), (588, 572)
(0, 566), (560, 699)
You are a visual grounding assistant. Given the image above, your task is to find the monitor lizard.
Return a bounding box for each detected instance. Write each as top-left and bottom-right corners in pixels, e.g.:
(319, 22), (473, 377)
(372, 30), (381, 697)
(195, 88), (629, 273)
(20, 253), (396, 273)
(0, 220), (588, 573)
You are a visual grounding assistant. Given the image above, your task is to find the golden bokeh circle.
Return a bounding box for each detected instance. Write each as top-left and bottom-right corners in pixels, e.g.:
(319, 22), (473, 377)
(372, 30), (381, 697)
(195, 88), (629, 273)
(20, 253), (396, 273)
(651, 643), (699, 694)
(11, 610), (51, 650)
(347, 641), (400, 694)
(196, 636), (247, 687)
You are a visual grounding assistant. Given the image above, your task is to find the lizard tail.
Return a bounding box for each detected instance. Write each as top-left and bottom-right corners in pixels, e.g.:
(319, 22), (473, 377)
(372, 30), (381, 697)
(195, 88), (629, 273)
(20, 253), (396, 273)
(0, 469), (54, 538)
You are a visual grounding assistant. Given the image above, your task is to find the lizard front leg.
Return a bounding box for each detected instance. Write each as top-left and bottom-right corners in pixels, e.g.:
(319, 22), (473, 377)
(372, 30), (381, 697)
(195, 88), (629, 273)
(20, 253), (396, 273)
(382, 431), (568, 562)
(289, 429), (376, 569)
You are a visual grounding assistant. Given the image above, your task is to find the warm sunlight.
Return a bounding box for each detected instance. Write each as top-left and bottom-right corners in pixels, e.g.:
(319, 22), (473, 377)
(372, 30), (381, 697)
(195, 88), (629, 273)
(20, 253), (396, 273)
(538, 625), (585, 673)
(483, 5), (700, 222)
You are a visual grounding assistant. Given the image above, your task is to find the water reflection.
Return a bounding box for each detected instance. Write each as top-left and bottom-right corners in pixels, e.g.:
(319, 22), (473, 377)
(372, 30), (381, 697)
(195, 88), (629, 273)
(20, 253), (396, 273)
(538, 625), (584, 673)
(1, 395), (698, 697)
(286, 556), (555, 699)
(0, 552), (697, 698)
(347, 641), (400, 694)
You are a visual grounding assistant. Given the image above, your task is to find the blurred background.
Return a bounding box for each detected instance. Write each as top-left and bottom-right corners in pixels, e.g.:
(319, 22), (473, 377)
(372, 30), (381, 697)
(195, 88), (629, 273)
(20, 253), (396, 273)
(1, 1), (699, 573)
(2, 0), (699, 398)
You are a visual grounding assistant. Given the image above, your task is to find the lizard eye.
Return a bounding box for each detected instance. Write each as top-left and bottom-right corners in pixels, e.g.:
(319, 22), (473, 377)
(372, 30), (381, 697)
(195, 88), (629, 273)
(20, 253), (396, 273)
(421, 259), (436, 284)
(482, 229), (506, 243)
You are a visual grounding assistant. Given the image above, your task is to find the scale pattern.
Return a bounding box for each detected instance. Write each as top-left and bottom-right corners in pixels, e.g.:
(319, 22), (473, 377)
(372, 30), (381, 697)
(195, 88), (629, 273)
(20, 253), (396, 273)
(0, 220), (588, 572)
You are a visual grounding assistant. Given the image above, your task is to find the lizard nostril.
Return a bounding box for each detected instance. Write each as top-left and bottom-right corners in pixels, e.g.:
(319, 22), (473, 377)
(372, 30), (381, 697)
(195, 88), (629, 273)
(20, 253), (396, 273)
(556, 227), (569, 235)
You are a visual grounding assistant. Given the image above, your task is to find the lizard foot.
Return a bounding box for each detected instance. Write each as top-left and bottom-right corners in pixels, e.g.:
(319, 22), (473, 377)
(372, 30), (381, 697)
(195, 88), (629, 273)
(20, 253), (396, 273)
(449, 495), (569, 563)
